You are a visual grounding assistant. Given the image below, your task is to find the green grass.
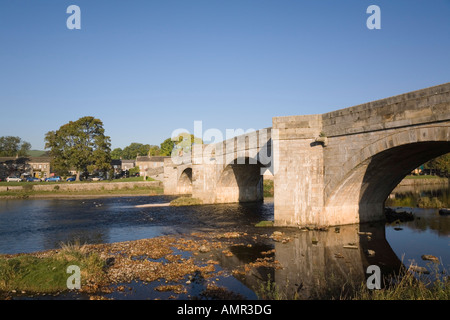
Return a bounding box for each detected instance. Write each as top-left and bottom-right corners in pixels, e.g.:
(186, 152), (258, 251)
(404, 175), (447, 180)
(254, 220), (274, 227)
(0, 176), (155, 186)
(263, 180), (274, 197)
(0, 186), (164, 199)
(352, 265), (449, 300)
(169, 197), (203, 206)
(254, 260), (449, 300)
(26, 150), (47, 157)
(0, 242), (105, 293)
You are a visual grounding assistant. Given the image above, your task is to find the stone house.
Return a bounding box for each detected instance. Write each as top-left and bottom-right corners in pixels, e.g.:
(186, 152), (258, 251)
(28, 157), (51, 179)
(121, 159), (136, 171)
(0, 156), (51, 179)
(135, 156), (169, 178)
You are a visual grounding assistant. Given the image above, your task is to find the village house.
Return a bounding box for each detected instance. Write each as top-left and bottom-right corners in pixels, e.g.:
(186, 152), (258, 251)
(135, 156), (169, 178)
(28, 157), (52, 179)
(0, 156), (51, 180)
(121, 159), (136, 172)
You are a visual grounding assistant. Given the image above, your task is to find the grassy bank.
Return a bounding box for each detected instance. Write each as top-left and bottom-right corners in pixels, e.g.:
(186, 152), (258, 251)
(169, 196), (203, 206)
(404, 175), (448, 180)
(0, 185), (164, 199)
(257, 263), (449, 300)
(0, 176), (154, 187)
(352, 269), (449, 300)
(0, 242), (106, 294)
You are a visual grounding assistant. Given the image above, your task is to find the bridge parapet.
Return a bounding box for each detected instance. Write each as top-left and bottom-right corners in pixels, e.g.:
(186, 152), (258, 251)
(322, 83), (450, 137)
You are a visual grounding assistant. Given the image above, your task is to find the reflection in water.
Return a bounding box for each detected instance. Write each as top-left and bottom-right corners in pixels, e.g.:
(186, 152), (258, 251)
(384, 183), (450, 280)
(223, 223), (403, 299)
(386, 182), (450, 208)
(0, 188), (449, 299)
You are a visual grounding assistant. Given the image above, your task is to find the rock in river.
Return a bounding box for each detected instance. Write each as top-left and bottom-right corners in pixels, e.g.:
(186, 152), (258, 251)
(421, 254), (439, 262)
(198, 245), (211, 253)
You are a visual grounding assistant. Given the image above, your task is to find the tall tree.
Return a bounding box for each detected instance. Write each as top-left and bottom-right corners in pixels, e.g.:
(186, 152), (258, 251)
(111, 148), (123, 159)
(160, 138), (176, 156)
(159, 134), (202, 157)
(0, 136), (31, 157)
(122, 143), (151, 159)
(45, 116), (111, 181)
(424, 153), (450, 177)
(148, 145), (161, 156)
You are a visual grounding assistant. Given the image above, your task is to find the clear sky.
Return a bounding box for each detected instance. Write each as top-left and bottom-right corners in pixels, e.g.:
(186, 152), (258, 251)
(1, 0), (449, 150)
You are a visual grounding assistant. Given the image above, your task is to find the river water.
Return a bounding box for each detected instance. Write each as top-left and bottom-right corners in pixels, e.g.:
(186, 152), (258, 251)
(0, 183), (448, 299)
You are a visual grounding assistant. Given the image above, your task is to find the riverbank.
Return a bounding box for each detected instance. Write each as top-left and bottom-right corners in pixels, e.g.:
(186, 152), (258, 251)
(398, 175), (448, 187)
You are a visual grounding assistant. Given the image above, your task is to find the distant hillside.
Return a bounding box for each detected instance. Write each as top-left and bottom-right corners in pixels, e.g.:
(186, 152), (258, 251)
(27, 150), (48, 157)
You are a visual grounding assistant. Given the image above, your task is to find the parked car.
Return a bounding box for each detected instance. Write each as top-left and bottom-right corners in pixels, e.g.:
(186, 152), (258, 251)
(66, 177), (76, 182)
(45, 176), (61, 182)
(26, 177), (41, 182)
(6, 176), (22, 182)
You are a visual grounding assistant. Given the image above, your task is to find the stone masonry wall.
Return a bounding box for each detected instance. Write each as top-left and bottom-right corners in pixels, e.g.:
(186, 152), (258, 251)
(0, 181), (162, 193)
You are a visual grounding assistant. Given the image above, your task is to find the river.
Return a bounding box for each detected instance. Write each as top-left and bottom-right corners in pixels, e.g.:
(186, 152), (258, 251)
(0, 183), (448, 300)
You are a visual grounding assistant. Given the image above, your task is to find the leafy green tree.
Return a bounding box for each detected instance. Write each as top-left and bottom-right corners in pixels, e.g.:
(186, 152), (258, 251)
(44, 116), (112, 181)
(424, 153), (450, 177)
(160, 134), (202, 157)
(0, 136), (31, 157)
(121, 143), (149, 159)
(111, 148), (123, 159)
(148, 145), (161, 156)
(112, 143), (161, 159)
(160, 138), (175, 156)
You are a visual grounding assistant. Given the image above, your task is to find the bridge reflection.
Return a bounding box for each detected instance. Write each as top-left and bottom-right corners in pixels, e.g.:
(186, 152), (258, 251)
(216, 223), (402, 299)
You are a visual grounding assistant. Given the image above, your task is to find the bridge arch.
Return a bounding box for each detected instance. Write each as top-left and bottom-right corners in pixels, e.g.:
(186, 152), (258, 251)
(323, 125), (450, 225)
(215, 157), (264, 203)
(177, 167), (193, 195)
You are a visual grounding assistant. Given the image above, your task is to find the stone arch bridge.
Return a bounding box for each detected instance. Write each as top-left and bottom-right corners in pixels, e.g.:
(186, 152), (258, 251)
(163, 83), (450, 227)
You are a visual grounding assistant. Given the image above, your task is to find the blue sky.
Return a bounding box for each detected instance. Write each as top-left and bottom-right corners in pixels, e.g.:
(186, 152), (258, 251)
(1, 0), (449, 150)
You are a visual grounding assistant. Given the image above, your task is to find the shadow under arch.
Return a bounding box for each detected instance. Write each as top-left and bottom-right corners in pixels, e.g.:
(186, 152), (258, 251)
(215, 156), (265, 203)
(177, 167), (193, 194)
(323, 125), (450, 225)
